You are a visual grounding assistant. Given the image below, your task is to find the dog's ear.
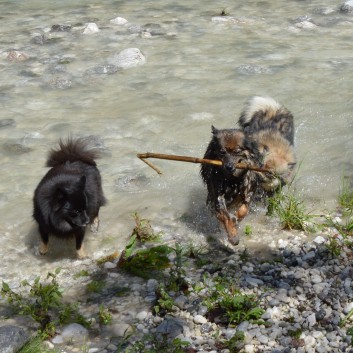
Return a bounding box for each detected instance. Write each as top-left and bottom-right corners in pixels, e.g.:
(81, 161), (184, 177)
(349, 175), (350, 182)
(211, 125), (218, 135)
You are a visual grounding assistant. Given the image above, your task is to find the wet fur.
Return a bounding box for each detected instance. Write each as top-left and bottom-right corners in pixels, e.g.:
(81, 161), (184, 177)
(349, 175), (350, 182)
(201, 96), (295, 245)
(33, 137), (106, 258)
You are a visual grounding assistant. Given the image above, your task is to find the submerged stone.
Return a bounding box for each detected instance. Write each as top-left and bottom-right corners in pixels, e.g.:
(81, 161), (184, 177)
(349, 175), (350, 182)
(51, 24), (72, 32)
(341, 0), (353, 13)
(107, 48), (146, 69)
(0, 119), (15, 128)
(83, 23), (100, 34)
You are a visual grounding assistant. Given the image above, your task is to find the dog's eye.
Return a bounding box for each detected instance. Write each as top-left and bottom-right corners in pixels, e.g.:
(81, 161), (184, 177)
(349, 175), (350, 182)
(70, 210), (80, 217)
(219, 149), (226, 156)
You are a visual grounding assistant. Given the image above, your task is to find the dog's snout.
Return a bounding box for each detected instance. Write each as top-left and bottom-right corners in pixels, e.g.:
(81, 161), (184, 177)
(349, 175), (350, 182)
(225, 162), (234, 172)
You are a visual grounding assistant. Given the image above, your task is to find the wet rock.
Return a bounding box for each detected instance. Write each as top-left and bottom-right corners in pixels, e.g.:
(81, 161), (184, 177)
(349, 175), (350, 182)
(31, 34), (48, 45)
(60, 323), (88, 343)
(87, 64), (119, 75)
(340, 1), (353, 13)
(0, 119), (15, 128)
(126, 24), (143, 34)
(51, 24), (72, 32)
(143, 23), (164, 35)
(295, 21), (318, 29)
(107, 48), (146, 69)
(83, 23), (100, 34)
(211, 16), (255, 26)
(0, 325), (29, 353)
(31, 34), (63, 45)
(236, 64), (272, 75)
(49, 77), (72, 89)
(110, 17), (128, 25)
(6, 50), (28, 62)
(3, 141), (32, 154)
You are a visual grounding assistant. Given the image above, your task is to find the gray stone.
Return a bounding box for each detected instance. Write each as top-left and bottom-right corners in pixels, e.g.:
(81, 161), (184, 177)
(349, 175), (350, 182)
(341, 1), (353, 13)
(0, 325), (29, 353)
(107, 48), (146, 69)
(156, 317), (186, 339)
(61, 323), (89, 343)
(83, 23), (100, 34)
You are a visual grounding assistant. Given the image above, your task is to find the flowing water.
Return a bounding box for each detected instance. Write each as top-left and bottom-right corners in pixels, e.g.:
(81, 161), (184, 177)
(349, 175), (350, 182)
(0, 0), (353, 282)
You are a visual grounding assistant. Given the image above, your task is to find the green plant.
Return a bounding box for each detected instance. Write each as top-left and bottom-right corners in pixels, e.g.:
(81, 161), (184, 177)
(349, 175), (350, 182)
(267, 188), (316, 232)
(114, 286), (131, 297)
(244, 225), (252, 237)
(74, 270), (90, 279)
(18, 334), (60, 353)
(1, 269), (89, 335)
(118, 244), (173, 279)
(87, 280), (106, 293)
(96, 251), (119, 265)
(289, 328), (303, 339)
(98, 304), (112, 325)
(124, 333), (189, 353)
(339, 177), (353, 210)
(132, 212), (162, 242)
(347, 327), (353, 346)
(203, 277), (264, 326)
(216, 331), (245, 352)
(166, 244), (188, 292)
(153, 286), (175, 316)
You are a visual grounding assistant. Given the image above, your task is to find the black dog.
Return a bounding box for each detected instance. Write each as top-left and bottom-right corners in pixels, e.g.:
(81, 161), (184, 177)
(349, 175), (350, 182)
(33, 137), (106, 258)
(201, 96), (295, 245)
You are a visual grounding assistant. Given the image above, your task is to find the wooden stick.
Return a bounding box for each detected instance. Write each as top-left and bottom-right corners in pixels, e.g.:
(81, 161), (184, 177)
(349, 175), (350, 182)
(137, 152), (271, 175)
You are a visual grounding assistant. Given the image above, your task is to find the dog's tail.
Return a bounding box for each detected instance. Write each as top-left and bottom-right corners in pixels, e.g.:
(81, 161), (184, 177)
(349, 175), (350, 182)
(238, 96), (294, 145)
(46, 137), (102, 167)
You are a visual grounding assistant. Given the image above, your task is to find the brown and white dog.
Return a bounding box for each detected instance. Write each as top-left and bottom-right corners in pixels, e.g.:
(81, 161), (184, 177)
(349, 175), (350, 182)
(200, 96), (296, 245)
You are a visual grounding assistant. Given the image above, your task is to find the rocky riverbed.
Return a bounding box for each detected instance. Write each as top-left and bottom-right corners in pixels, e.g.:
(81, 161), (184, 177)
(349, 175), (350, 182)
(2, 220), (353, 353)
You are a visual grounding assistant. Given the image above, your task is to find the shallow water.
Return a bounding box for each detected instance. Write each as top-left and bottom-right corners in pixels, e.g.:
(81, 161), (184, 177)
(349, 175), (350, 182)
(0, 0), (353, 281)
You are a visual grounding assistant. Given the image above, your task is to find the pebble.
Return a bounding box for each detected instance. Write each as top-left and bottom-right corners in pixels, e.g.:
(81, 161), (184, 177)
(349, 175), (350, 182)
(194, 315), (207, 324)
(107, 48), (146, 69)
(110, 17), (128, 25)
(83, 23), (100, 34)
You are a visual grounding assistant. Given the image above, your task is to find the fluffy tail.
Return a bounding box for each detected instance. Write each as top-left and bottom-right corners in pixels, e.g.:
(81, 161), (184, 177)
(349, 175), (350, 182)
(46, 137), (101, 167)
(238, 96), (294, 145)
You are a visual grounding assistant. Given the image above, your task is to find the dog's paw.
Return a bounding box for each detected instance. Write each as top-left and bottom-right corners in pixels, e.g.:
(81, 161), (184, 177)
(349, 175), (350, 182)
(76, 246), (88, 259)
(227, 234), (240, 246)
(39, 242), (49, 255)
(90, 217), (100, 233)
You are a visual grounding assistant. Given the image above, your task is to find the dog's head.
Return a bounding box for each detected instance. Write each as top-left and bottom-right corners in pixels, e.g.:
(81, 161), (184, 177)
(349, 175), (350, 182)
(255, 131), (296, 191)
(54, 175), (90, 228)
(211, 126), (258, 177)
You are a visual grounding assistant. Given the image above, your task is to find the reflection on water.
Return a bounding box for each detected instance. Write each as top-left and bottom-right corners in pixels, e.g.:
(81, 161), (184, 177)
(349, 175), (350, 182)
(0, 0), (353, 279)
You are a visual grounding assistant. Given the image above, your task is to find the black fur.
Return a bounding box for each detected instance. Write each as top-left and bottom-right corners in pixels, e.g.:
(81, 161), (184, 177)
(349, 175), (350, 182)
(33, 137), (106, 257)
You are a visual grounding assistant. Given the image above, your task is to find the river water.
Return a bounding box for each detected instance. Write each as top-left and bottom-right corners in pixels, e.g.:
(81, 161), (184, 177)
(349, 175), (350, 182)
(0, 0), (353, 282)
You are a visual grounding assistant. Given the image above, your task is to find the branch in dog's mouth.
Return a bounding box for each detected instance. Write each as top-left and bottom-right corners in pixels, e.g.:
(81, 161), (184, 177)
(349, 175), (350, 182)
(137, 152), (272, 175)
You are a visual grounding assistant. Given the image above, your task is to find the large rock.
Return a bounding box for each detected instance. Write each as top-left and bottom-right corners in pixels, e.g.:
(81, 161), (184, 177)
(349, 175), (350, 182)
(341, 0), (353, 13)
(0, 325), (29, 353)
(107, 48), (146, 69)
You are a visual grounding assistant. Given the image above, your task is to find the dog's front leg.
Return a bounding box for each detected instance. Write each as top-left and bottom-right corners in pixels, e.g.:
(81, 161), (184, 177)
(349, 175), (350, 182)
(235, 203), (249, 222)
(75, 228), (87, 259)
(38, 226), (49, 255)
(216, 195), (240, 246)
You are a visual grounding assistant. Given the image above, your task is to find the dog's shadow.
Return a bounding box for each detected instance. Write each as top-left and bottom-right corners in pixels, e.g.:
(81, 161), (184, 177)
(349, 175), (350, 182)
(25, 224), (80, 261)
